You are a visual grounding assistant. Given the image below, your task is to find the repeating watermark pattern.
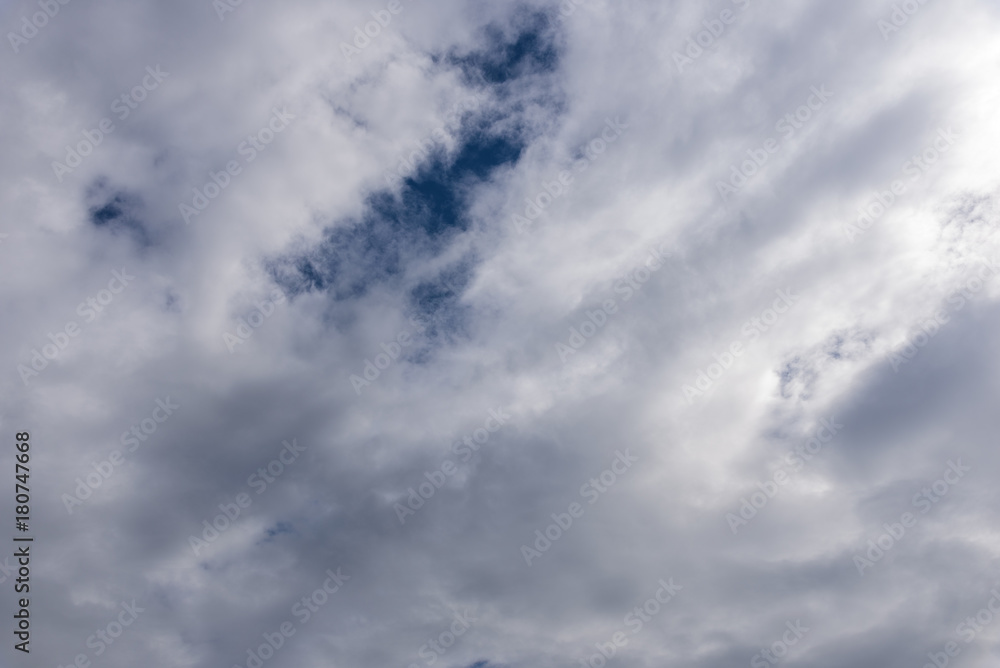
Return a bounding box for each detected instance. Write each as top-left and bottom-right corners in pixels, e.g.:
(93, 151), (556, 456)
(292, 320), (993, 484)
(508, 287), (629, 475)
(394, 408), (512, 524)
(512, 117), (629, 235)
(750, 620), (810, 668)
(349, 315), (429, 395)
(231, 567), (349, 668)
(223, 288), (288, 352)
(7, 0), (73, 54)
(853, 459), (970, 576)
(340, 0), (412, 60)
(52, 65), (170, 183)
(7, 4), (996, 665)
(887, 259), (998, 371)
(409, 609), (478, 667)
(556, 243), (672, 363)
(179, 107), (295, 225)
(579, 578), (683, 668)
(682, 288), (800, 403)
(18, 268), (136, 386)
(843, 128), (959, 243)
(520, 450), (639, 566)
(188, 438), (305, 556)
(673, 0), (752, 73)
(61, 397), (181, 514)
(716, 85), (834, 202)
(877, 0), (934, 41)
(726, 417), (843, 534)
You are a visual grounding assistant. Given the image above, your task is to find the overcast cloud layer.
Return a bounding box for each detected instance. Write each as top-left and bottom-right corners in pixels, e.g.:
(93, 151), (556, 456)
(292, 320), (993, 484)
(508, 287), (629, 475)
(3, 0), (1000, 667)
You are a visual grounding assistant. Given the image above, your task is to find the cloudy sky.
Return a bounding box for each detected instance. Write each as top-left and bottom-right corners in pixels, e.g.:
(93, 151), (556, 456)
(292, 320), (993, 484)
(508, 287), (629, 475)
(2, 0), (1000, 666)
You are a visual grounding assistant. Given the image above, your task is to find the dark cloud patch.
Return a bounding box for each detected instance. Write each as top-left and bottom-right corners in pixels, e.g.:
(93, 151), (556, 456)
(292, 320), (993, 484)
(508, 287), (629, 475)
(449, 8), (560, 86)
(267, 12), (564, 323)
(86, 178), (150, 248)
(267, 115), (529, 306)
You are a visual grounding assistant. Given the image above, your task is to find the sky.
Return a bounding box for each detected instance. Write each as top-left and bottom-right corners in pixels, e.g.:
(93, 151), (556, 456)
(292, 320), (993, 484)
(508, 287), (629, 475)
(2, 0), (1000, 667)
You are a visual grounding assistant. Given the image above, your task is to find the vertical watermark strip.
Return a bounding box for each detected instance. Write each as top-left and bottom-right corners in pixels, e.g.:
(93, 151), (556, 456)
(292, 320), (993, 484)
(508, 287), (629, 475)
(13, 430), (33, 654)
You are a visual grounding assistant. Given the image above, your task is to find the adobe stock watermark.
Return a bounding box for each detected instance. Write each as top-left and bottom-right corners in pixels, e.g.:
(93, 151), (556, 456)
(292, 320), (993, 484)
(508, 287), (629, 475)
(7, 0), (72, 54)
(853, 459), (970, 576)
(61, 397), (181, 514)
(843, 127), (959, 243)
(579, 578), (683, 668)
(556, 243), (672, 363)
(51, 65), (170, 183)
(231, 567), (350, 668)
(188, 438), (306, 556)
(349, 314), (429, 395)
(223, 288), (288, 352)
(919, 586), (1000, 668)
(682, 288), (800, 403)
(726, 417), (843, 534)
(520, 449), (639, 566)
(512, 117), (629, 235)
(179, 107), (295, 225)
(394, 408), (512, 524)
(716, 85), (834, 202)
(56, 600), (144, 668)
(409, 609), (478, 667)
(18, 268), (135, 386)
(887, 259), (998, 372)
(340, 0), (413, 60)
(877, 0), (933, 41)
(751, 620), (810, 668)
(672, 0), (752, 73)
